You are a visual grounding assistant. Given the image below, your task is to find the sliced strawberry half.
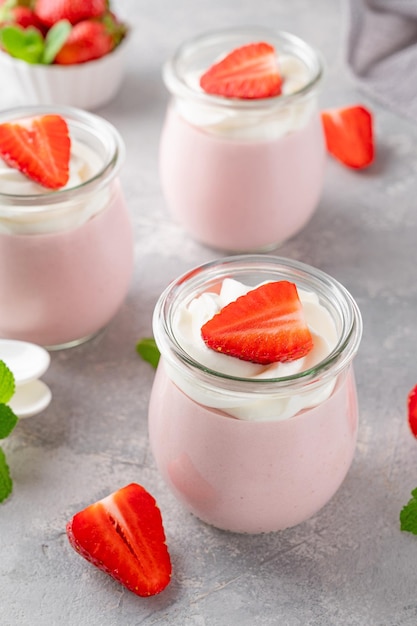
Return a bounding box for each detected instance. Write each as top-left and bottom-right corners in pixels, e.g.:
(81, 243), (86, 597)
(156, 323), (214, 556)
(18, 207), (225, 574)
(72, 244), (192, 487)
(321, 105), (374, 169)
(0, 114), (70, 189)
(200, 41), (282, 99)
(201, 280), (313, 365)
(66, 483), (172, 597)
(408, 384), (417, 438)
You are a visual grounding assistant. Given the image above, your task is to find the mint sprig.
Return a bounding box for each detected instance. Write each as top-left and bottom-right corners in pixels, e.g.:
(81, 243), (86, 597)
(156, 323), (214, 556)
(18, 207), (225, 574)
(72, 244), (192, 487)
(0, 448), (12, 504)
(0, 19), (71, 65)
(0, 359), (15, 405)
(136, 338), (160, 369)
(400, 488), (417, 535)
(42, 20), (71, 64)
(0, 25), (44, 63)
(0, 404), (18, 439)
(0, 361), (18, 503)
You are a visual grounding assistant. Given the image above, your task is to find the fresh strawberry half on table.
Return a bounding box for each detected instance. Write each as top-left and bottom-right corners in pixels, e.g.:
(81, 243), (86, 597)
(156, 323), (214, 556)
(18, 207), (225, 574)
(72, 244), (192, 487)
(201, 280), (313, 365)
(0, 114), (70, 189)
(66, 483), (172, 597)
(321, 105), (374, 169)
(408, 384), (417, 438)
(200, 41), (282, 99)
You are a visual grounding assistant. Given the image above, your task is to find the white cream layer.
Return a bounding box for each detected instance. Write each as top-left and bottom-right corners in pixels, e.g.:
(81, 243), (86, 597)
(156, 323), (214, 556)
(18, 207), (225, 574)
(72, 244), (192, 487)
(176, 54), (317, 140)
(168, 278), (339, 421)
(0, 139), (108, 235)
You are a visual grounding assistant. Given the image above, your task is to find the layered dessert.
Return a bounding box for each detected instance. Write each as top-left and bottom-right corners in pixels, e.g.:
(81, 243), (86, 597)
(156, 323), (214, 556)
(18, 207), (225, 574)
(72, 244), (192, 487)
(148, 256), (362, 533)
(169, 277), (338, 420)
(159, 28), (325, 252)
(0, 107), (133, 349)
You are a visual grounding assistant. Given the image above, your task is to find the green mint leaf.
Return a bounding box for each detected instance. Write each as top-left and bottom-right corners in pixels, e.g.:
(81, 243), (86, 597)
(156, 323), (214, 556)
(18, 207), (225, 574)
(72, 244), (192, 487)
(0, 404), (18, 440)
(136, 338), (160, 369)
(0, 446), (13, 503)
(0, 362), (17, 503)
(0, 361), (15, 405)
(0, 25), (44, 64)
(43, 19), (71, 65)
(400, 487), (417, 534)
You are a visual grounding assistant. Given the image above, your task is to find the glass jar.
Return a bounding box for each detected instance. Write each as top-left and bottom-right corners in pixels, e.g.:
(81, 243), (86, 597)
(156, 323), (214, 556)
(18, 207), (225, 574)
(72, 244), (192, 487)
(159, 27), (325, 253)
(148, 255), (362, 533)
(0, 105), (133, 350)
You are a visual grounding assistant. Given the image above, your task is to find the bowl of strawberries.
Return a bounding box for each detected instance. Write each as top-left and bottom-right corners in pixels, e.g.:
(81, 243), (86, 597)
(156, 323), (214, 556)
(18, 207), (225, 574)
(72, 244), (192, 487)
(0, 0), (129, 109)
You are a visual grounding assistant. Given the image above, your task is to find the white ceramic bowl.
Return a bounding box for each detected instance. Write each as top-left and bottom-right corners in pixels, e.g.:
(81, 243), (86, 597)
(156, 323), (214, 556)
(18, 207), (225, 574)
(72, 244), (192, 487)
(0, 34), (129, 110)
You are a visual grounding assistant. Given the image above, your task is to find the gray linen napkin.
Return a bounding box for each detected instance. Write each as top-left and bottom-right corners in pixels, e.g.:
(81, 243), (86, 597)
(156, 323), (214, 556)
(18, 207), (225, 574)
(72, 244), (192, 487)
(346, 0), (417, 121)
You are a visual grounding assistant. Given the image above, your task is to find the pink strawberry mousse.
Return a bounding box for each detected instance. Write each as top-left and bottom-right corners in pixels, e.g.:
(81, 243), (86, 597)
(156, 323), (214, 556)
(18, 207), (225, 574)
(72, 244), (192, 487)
(0, 106), (133, 349)
(148, 256), (363, 533)
(159, 28), (325, 252)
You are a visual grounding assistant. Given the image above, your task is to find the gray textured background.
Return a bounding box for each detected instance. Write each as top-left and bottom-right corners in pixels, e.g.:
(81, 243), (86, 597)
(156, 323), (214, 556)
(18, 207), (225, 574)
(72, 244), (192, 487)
(2, 0), (417, 624)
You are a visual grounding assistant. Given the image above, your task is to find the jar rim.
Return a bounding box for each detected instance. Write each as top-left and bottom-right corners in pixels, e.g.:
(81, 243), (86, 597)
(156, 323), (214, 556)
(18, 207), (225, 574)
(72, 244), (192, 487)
(153, 255), (362, 395)
(163, 26), (324, 111)
(0, 104), (124, 209)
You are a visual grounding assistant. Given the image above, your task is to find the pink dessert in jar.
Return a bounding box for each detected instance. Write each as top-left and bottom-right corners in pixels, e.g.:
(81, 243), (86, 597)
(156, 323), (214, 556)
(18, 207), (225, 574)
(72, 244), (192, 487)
(148, 255), (362, 533)
(0, 106), (133, 349)
(159, 28), (325, 252)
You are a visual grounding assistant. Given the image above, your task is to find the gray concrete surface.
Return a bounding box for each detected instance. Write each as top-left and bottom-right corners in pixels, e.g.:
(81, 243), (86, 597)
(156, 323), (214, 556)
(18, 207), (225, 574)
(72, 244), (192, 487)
(2, 1), (417, 624)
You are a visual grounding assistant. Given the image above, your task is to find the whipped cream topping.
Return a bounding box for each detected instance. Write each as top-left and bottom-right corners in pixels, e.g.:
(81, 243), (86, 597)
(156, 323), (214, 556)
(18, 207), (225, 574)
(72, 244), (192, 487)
(0, 139), (101, 196)
(0, 138), (109, 235)
(174, 54), (317, 140)
(168, 278), (339, 421)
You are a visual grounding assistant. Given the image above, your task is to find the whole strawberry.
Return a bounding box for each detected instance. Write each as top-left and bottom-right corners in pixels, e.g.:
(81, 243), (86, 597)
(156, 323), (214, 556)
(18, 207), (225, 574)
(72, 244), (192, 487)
(54, 20), (112, 65)
(34, 0), (107, 28)
(0, 2), (44, 31)
(54, 15), (123, 65)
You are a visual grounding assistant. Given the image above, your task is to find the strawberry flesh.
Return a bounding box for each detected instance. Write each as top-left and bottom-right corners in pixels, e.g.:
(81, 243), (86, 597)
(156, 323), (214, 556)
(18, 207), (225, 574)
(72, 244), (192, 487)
(408, 384), (417, 438)
(321, 105), (374, 169)
(201, 281), (314, 365)
(0, 114), (70, 190)
(200, 41), (282, 99)
(66, 483), (172, 597)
